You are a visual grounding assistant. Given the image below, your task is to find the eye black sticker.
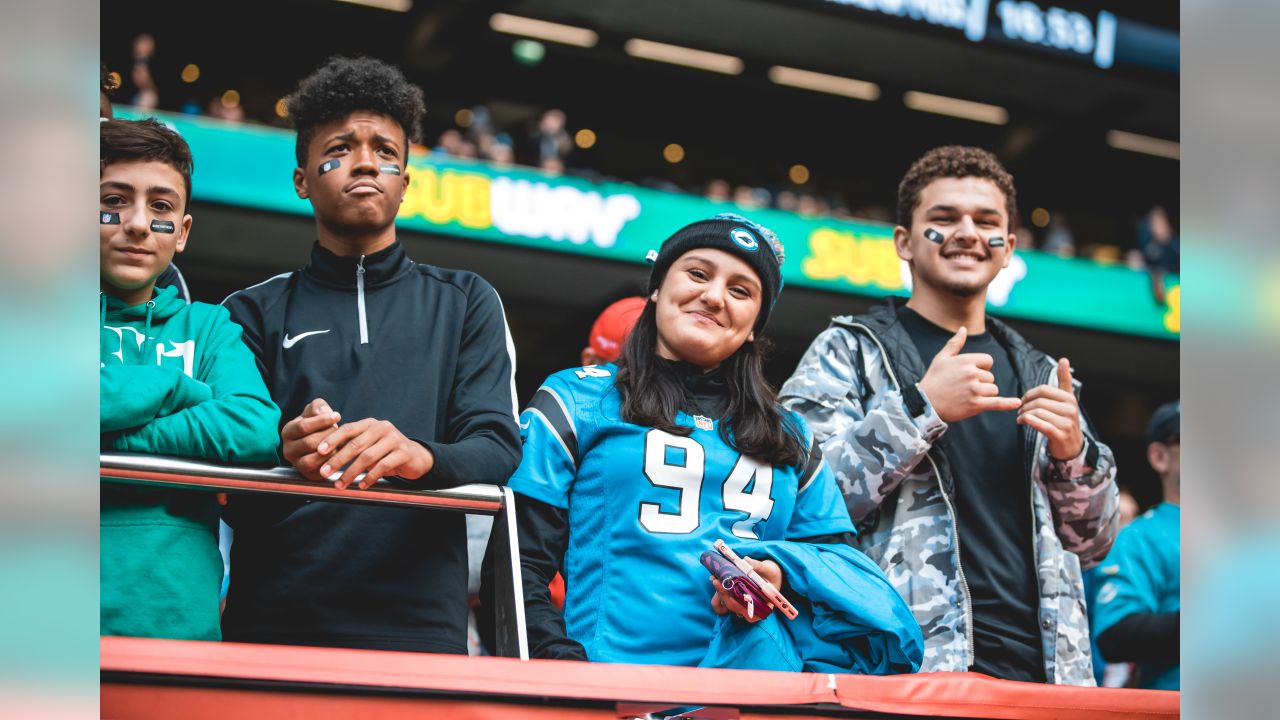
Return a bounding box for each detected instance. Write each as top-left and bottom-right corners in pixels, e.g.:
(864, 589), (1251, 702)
(378, 163), (401, 175)
(150, 219), (176, 233)
(319, 158), (341, 175)
(987, 236), (1006, 247)
(924, 228), (945, 244)
(101, 211), (120, 225)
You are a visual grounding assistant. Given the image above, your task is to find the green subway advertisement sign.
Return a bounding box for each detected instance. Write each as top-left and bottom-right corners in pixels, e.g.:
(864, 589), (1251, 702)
(123, 109), (1179, 340)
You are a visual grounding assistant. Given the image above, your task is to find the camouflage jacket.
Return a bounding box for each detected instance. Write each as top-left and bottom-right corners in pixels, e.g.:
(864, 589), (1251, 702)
(780, 298), (1119, 685)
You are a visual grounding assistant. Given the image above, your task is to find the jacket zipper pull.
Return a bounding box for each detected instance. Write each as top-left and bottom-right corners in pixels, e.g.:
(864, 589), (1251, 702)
(356, 255), (369, 345)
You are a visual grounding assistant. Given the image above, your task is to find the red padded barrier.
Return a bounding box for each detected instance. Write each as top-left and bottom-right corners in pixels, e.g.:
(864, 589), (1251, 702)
(101, 636), (1178, 719)
(834, 671), (1178, 719)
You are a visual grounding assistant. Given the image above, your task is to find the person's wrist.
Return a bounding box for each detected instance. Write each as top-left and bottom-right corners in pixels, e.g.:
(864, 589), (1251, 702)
(405, 440), (434, 479)
(916, 377), (936, 407)
(1049, 436), (1086, 462)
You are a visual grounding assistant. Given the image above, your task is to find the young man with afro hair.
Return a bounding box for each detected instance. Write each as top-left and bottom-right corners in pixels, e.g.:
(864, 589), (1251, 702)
(780, 146), (1119, 684)
(221, 56), (521, 654)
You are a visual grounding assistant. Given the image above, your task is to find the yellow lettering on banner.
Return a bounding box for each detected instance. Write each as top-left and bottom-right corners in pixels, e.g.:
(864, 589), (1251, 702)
(456, 174), (491, 229)
(802, 228), (904, 291)
(398, 166), (492, 229)
(1163, 284), (1180, 334)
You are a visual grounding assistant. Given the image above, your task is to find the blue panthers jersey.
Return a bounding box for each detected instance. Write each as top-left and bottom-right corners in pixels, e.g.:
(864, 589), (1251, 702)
(509, 364), (854, 666)
(1093, 502), (1180, 690)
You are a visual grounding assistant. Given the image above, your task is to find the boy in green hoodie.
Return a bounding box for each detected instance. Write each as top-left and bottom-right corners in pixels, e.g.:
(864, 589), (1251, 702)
(100, 118), (280, 640)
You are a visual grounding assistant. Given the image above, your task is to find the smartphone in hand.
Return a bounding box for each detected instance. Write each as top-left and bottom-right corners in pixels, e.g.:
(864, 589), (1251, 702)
(707, 539), (799, 620)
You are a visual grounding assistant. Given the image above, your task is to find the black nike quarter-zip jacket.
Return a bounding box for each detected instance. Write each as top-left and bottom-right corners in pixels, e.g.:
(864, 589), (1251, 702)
(220, 240), (521, 653)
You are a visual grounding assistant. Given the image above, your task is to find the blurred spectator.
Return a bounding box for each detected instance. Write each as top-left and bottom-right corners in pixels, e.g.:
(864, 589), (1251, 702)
(485, 133), (515, 166)
(580, 296), (645, 366)
(533, 108), (571, 173)
(435, 128), (477, 158)
(469, 104), (495, 137)
(473, 130), (495, 157)
(830, 199), (853, 219)
(1138, 206), (1180, 304)
(732, 184), (770, 209)
(774, 189), (799, 213)
(704, 178), (730, 202)
(852, 204), (894, 224)
(796, 193), (822, 217)
(129, 34), (159, 110)
(1118, 487), (1140, 526)
(207, 97), (244, 123)
(1124, 249), (1146, 271)
(435, 128), (464, 154)
(1093, 401), (1181, 690)
(1040, 213), (1076, 257)
(1018, 227), (1037, 251)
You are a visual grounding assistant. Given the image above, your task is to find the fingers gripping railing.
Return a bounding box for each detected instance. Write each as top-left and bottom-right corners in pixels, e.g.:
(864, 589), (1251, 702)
(100, 453), (529, 660)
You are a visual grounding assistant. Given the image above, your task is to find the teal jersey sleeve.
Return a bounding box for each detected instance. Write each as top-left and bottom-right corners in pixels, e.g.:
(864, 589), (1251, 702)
(785, 413), (856, 540)
(100, 365), (213, 432)
(109, 304), (281, 464)
(1092, 504), (1180, 637)
(508, 370), (590, 510)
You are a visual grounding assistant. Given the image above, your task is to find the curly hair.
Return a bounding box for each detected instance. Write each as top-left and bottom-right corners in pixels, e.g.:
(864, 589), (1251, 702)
(100, 118), (194, 211)
(897, 146), (1017, 228)
(286, 56), (425, 168)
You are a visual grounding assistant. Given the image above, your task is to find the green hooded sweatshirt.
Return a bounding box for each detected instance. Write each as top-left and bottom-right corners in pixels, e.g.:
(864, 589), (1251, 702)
(100, 284), (280, 641)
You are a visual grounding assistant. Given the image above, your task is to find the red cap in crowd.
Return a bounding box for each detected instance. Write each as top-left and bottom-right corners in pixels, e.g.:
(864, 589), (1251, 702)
(587, 296), (646, 363)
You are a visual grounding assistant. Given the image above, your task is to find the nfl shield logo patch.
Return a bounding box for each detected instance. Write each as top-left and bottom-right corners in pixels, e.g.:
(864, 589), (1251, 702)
(693, 415), (713, 431)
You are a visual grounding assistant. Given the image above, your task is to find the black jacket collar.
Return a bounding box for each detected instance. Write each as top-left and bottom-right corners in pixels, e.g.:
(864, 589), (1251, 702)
(305, 241), (412, 289)
(660, 358), (729, 418)
(845, 297), (1045, 385)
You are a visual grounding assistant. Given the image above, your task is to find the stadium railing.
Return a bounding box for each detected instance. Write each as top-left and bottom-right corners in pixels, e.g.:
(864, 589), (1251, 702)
(100, 454), (1180, 719)
(99, 452), (528, 660)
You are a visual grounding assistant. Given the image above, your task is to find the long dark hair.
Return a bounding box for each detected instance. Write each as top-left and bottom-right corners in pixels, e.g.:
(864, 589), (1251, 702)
(615, 302), (806, 468)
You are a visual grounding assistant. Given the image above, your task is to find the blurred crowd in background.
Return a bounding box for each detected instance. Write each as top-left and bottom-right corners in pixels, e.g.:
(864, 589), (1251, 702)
(111, 32), (1179, 276)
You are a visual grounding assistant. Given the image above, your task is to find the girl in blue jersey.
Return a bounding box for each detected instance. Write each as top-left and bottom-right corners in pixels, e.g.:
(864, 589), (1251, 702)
(495, 214), (922, 672)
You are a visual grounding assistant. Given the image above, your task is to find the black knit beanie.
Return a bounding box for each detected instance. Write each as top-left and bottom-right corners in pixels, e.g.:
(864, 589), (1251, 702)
(645, 213), (785, 330)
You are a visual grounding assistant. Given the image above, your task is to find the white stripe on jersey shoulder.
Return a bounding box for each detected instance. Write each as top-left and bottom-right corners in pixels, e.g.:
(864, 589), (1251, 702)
(798, 456), (827, 494)
(220, 271), (293, 305)
(542, 385), (577, 439)
(525, 407), (576, 466)
(491, 287), (519, 421)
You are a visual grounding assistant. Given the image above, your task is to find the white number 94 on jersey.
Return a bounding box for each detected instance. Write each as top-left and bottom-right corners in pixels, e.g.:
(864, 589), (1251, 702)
(640, 429), (775, 539)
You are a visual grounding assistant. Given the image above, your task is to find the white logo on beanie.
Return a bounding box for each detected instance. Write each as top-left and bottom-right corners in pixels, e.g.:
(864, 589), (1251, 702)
(731, 228), (759, 251)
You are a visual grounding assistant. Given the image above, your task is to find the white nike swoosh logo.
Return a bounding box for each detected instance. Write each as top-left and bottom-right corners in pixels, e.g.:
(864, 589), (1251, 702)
(282, 329), (331, 349)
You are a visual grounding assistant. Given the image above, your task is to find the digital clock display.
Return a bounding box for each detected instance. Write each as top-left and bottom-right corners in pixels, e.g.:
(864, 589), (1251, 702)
(821, 0), (1121, 70)
(994, 1), (1117, 68)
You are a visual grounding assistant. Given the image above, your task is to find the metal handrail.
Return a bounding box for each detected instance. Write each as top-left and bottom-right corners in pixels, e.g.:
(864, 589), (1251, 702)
(101, 452), (503, 512)
(100, 453), (528, 660)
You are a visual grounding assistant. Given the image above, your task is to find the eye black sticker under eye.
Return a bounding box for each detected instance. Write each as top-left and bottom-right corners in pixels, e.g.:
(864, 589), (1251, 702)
(378, 163), (401, 175)
(100, 211), (120, 225)
(150, 219), (176, 233)
(319, 158), (341, 175)
(987, 236), (1006, 247)
(924, 228), (945, 244)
